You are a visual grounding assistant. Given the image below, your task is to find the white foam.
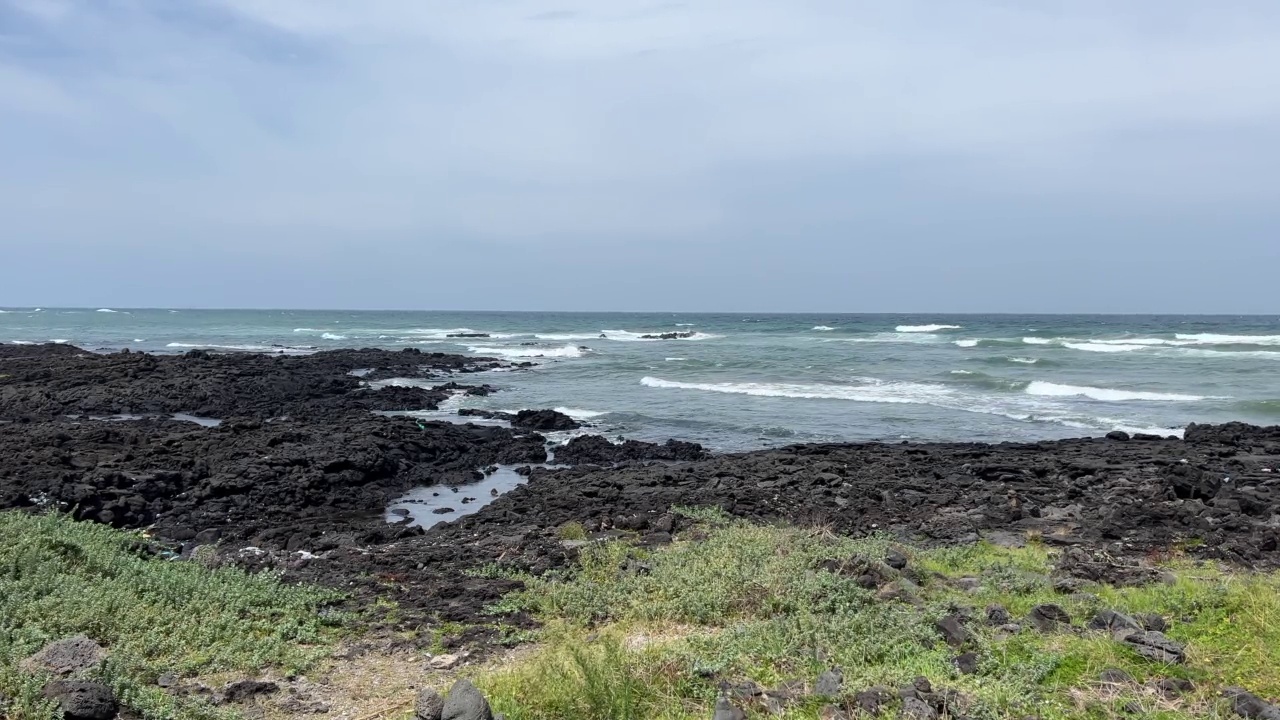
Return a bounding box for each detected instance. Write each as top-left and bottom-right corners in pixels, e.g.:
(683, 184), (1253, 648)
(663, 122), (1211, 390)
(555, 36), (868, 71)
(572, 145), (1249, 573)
(1174, 333), (1280, 346)
(50, 339), (69, 344)
(950, 370), (974, 375)
(896, 324), (961, 333)
(166, 342), (315, 355)
(1009, 357), (1039, 364)
(675, 323), (696, 327)
(553, 407), (607, 419)
(1063, 342), (1143, 353)
(10, 340), (35, 345)
(640, 376), (957, 405)
(842, 332), (943, 344)
(468, 344), (584, 359)
(133, 339), (145, 343)
(293, 328), (324, 333)
(321, 333), (348, 340)
(1021, 337), (1055, 345)
(813, 326), (836, 331)
(96, 308), (117, 313)
(953, 339), (979, 348)
(1173, 348), (1280, 360)
(1025, 381), (1212, 402)
(665, 357), (687, 361)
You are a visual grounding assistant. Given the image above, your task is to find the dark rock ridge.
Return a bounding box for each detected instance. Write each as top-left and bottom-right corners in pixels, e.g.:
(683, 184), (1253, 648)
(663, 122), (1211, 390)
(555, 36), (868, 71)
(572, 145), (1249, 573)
(457, 408), (582, 431)
(552, 435), (709, 464)
(0, 343), (506, 421)
(639, 332), (697, 340)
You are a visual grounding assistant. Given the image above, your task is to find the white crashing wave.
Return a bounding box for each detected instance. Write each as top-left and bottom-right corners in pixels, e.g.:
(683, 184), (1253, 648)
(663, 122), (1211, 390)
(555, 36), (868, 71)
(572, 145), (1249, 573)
(321, 333), (348, 340)
(10, 340), (35, 345)
(96, 308), (118, 313)
(896, 324), (961, 333)
(166, 343), (315, 354)
(813, 326), (836, 331)
(50, 339), (69, 344)
(468, 344), (584, 359)
(1062, 342), (1147, 353)
(665, 357), (687, 361)
(553, 407), (607, 419)
(1025, 381), (1213, 402)
(953, 339), (979, 348)
(1021, 337), (1055, 345)
(1008, 357), (1039, 364)
(842, 332), (944, 344)
(1173, 348), (1280, 360)
(536, 330), (720, 342)
(640, 375), (1199, 437)
(1175, 333), (1280, 346)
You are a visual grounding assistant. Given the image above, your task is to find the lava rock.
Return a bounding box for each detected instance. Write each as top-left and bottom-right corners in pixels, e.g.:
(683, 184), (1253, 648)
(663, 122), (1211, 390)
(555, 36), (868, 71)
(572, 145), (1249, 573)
(815, 668), (843, 697)
(42, 680), (118, 720)
(935, 615), (971, 648)
(1028, 604), (1071, 632)
(22, 635), (106, 677)
(1121, 631), (1186, 664)
(442, 679), (493, 720)
(1225, 687), (1280, 719)
(954, 652), (979, 675)
(712, 695), (748, 720)
(1088, 609), (1143, 635)
(1099, 669), (1134, 684)
(416, 688), (445, 720)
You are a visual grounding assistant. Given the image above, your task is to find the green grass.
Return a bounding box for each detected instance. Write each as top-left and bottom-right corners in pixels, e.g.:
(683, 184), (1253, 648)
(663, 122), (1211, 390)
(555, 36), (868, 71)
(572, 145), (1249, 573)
(474, 514), (1280, 720)
(0, 511), (346, 720)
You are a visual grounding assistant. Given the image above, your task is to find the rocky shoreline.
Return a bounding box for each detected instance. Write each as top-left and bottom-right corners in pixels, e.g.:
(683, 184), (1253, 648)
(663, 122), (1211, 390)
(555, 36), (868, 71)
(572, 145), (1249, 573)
(2, 344), (1279, 642)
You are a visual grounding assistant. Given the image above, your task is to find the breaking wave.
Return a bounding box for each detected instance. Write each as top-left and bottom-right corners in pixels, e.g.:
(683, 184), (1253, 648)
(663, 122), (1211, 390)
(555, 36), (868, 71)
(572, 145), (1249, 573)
(896, 324), (962, 333)
(468, 344), (585, 359)
(1024, 381), (1215, 402)
(321, 333), (348, 340)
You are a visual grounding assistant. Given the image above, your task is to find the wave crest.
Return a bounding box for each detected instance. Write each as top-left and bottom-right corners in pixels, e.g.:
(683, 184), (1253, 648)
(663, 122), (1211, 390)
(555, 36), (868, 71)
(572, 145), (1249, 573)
(896, 324), (962, 333)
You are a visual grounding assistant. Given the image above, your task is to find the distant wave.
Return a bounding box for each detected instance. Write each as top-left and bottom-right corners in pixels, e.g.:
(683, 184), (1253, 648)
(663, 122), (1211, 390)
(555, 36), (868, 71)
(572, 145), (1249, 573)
(50, 339), (69, 344)
(166, 342), (315, 354)
(1025, 381), (1214, 402)
(1022, 337), (1055, 345)
(468, 344), (584, 359)
(293, 327), (324, 333)
(535, 330), (721, 342)
(1062, 342), (1148, 353)
(1175, 333), (1280, 346)
(321, 333), (348, 340)
(9, 340), (35, 345)
(665, 357), (687, 362)
(1009, 357), (1039, 364)
(953, 339), (979, 348)
(96, 308), (118, 313)
(896, 324), (961, 333)
(1174, 348), (1280, 360)
(640, 376), (1186, 437)
(813, 326), (836, 331)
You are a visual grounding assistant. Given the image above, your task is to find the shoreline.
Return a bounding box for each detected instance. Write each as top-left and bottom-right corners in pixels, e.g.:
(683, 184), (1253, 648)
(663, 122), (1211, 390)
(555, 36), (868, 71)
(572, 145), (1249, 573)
(3, 344), (1279, 718)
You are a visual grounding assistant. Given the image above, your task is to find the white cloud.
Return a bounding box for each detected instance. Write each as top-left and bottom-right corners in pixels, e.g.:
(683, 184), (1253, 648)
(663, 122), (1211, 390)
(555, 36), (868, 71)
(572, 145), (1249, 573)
(2, 0), (1279, 243)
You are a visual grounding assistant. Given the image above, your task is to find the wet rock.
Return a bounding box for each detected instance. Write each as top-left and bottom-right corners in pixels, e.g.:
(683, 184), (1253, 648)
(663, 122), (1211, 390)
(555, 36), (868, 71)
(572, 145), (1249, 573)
(416, 688), (445, 720)
(22, 635), (106, 677)
(442, 679), (493, 720)
(1225, 687), (1280, 719)
(935, 615), (971, 648)
(954, 652), (979, 675)
(1028, 604), (1071, 632)
(42, 680), (118, 720)
(713, 695), (748, 720)
(1122, 631), (1186, 664)
(1106, 431), (1131, 441)
(815, 668), (843, 697)
(511, 410), (580, 432)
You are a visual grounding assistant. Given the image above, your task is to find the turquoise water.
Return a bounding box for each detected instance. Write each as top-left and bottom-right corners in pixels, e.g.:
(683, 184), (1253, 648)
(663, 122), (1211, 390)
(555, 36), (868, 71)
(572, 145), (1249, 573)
(4, 308), (1279, 449)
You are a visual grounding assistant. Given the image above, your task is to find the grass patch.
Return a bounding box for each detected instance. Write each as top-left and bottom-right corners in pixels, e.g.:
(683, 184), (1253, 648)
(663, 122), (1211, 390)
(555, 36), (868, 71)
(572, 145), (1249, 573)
(475, 516), (1280, 720)
(0, 511), (346, 720)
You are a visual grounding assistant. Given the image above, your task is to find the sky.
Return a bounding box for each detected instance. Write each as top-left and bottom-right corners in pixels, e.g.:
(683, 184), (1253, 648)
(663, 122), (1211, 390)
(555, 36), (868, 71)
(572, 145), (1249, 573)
(1, 0), (1278, 312)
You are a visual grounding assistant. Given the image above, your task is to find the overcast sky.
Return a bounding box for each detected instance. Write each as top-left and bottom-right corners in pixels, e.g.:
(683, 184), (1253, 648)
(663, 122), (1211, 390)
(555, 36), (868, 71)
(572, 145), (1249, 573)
(1, 0), (1278, 312)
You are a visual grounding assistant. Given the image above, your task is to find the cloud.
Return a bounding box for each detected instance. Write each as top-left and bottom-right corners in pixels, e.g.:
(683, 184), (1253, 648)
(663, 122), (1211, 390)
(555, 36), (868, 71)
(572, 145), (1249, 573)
(1, 0), (1279, 309)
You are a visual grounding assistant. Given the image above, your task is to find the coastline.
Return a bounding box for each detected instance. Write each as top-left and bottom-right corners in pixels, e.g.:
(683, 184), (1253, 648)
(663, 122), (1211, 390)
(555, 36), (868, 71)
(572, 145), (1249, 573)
(2, 344), (1279, 719)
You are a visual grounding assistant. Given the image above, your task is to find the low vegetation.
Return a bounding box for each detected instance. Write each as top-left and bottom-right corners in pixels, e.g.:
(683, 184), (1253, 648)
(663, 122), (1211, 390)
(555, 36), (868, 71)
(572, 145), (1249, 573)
(0, 512), (345, 720)
(475, 509), (1280, 720)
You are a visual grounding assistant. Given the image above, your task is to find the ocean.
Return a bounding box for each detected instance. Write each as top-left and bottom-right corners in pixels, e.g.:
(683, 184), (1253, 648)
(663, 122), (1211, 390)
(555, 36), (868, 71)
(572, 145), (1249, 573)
(3, 308), (1279, 450)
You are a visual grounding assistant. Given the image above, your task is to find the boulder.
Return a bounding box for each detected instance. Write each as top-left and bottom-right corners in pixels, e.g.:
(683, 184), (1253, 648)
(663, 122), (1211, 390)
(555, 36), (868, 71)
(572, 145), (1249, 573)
(1088, 610), (1143, 635)
(1121, 631), (1186, 664)
(416, 688), (445, 720)
(442, 679), (493, 720)
(986, 604), (1011, 626)
(954, 652), (979, 675)
(935, 615), (971, 648)
(1226, 687), (1280, 720)
(42, 680), (118, 720)
(22, 635), (106, 677)
(1028, 604), (1071, 631)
